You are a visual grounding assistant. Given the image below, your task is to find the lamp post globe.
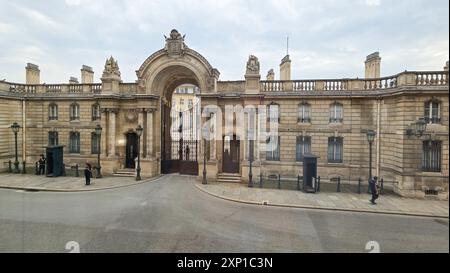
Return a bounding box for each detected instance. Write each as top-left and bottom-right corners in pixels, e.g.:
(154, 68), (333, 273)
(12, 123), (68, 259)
(95, 124), (102, 178)
(415, 118), (426, 137)
(135, 125), (143, 181)
(10, 122), (20, 173)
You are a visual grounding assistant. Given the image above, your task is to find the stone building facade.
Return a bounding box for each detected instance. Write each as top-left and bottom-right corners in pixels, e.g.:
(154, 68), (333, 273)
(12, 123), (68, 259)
(0, 29), (448, 199)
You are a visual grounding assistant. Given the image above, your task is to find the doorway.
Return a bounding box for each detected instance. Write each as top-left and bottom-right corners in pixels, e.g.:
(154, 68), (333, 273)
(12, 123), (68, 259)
(222, 135), (240, 173)
(125, 132), (138, 169)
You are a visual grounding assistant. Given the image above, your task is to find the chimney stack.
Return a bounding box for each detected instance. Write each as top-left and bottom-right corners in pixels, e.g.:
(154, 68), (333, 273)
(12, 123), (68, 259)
(280, 55), (291, 81)
(26, 63), (40, 84)
(69, 77), (79, 84)
(365, 52), (381, 78)
(81, 65), (94, 84)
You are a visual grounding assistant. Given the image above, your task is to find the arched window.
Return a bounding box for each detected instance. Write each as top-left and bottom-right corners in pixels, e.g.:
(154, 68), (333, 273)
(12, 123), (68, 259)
(92, 103), (101, 121)
(298, 102), (311, 123)
(70, 102), (80, 121)
(424, 100), (441, 124)
(329, 103), (343, 123)
(267, 103), (280, 123)
(328, 137), (343, 163)
(48, 103), (58, 121)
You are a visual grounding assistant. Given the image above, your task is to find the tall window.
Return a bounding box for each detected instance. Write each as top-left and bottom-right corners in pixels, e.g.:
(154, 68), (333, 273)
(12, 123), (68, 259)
(266, 135), (280, 161)
(298, 103), (311, 123)
(48, 131), (58, 146)
(70, 102), (80, 121)
(424, 100), (441, 124)
(329, 103), (343, 123)
(296, 136), (311, 161)
(328, 137), (343, 163)
(69, 132), (80, 153)
(267, 103), (280, 123)
(48, 103), (58, 121)
(91, 132), (100, 154)
(92, 103), (101, 121)
(422, 140), (441, 172)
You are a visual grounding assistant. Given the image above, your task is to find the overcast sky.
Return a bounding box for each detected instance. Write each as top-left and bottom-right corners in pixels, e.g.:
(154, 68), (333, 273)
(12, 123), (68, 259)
(0, 0), (448, 83)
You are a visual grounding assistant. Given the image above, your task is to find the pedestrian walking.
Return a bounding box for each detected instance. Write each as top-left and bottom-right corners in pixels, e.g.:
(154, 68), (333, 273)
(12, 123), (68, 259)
(84, 163), (92, 186)
(369, 176), (379, 205)
(37, 154), (46, 175)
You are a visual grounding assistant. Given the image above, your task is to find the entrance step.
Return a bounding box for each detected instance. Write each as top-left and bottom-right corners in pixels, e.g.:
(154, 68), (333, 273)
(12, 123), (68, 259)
(218, 173), (241, 183)
(113, 169), (135, 177)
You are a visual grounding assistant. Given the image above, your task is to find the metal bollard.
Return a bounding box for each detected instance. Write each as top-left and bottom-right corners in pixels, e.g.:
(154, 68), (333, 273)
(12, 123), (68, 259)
(358, 177), (361, 194)
(259, 173), (263, 188)
(8, 160), (12, 173)
(75, 164), (79, 177)
(380, 178), (384, 195)
(297, 175), (301, 191)
(336, 177), (341, 192)
(367, 179), (371, 194)
(278, 174), (281, 189)
(35, 162), (39, 175)
(22, 161), (26, 174)
(317, 176), (321, 192)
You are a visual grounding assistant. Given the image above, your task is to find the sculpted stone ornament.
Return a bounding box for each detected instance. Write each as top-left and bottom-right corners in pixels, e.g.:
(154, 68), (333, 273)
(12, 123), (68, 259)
(102, 56), (121, 79)
(246, 55), (260, 75)
(164, 29), (187, 57)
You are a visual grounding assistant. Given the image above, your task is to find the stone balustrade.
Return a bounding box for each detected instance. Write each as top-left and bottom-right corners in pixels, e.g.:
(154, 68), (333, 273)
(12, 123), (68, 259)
(1, 71), (447, 95)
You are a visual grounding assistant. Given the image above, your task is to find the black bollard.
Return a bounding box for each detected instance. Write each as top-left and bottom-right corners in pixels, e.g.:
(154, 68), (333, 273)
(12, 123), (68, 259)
(35, 162), (39, 175)
(358, 177), (361, 194)
(75, 164), (79, 177)
(297, 175), (301, 191)
(317, 176), (321, 192)
(259, 173), (263, 188)
(380, 178), (384, 195)
(8, 160), (12, 173)
(62, 164), (66, 176)
(336, 177), (341, 192)
(22, 161), (26, 174)
(278, 174), (281, 189)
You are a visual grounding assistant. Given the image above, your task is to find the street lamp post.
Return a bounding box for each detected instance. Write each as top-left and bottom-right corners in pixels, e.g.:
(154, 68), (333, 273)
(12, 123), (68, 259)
(136, 125), (143, 181)
(95, 124), (102, 178)
(202, 126), (208, 185)
(367, 130), (376, 182)
(11, 122), (20, 173)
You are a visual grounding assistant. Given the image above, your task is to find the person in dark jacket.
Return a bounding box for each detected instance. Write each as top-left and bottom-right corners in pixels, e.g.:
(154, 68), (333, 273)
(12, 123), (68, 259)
(84, 163), (92, 186)
(369, 176), (379, 205)
(38, 154), (46, 175)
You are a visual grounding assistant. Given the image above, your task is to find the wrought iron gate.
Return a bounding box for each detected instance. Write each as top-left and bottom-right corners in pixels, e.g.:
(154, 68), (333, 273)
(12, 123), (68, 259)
(161, 104), (199, 175)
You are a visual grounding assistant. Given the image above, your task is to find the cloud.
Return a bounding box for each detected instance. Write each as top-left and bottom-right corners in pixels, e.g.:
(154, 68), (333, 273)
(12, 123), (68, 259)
(0, 0), (448, 83)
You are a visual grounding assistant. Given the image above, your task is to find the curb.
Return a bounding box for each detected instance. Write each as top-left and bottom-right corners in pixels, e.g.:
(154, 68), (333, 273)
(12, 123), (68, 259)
(0, 175), (164, 192)
(194, 183), (449, 219)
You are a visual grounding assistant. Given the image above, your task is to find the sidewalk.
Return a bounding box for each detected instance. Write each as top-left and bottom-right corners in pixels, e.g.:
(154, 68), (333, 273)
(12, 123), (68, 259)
(195, 182), (449, 218)
(0, 173), (161, 192)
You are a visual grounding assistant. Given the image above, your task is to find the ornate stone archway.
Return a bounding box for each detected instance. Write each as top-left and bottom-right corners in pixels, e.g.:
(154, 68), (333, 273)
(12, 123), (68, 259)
(136, 30), (220, 175)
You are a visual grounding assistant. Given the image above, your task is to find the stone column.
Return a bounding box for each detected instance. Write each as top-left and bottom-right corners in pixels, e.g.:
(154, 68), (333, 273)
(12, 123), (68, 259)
(108, 109), (118, 157)
(145, 109), (154, 158)
(101, 108), (108, 157)
(210, 113), (216, 161)
(138, 109), (144, 158)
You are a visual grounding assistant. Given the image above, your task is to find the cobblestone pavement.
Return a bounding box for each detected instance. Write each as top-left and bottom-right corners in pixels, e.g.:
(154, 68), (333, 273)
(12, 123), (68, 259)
(196, 182), (449, 218)
(0, 173), (160, 192)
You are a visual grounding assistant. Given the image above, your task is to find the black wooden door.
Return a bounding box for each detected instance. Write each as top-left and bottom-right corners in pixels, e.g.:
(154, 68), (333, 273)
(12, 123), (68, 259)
(125, 132), (138, 169)
(222, 135), (240, 173)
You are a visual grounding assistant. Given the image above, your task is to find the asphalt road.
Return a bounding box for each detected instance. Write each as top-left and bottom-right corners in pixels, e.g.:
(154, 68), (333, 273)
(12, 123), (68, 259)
(0, 175), (448, 253)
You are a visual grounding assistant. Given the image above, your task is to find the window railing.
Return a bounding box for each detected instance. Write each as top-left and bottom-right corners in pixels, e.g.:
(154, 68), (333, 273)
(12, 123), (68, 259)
(329, 117), (343, 123)
(298, 117), (311, 123)
(424, 116), (441, 124)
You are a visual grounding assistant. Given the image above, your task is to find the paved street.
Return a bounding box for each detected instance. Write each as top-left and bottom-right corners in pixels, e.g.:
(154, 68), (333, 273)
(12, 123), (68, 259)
(0, 175), (448, 253)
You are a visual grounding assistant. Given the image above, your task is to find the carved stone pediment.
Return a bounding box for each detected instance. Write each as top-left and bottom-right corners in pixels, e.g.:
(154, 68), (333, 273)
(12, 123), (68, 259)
(124, 109), (139, 122)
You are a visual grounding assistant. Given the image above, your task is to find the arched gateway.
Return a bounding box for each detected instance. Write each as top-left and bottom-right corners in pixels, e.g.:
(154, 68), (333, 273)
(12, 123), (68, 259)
(136, 29), (220, 175)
